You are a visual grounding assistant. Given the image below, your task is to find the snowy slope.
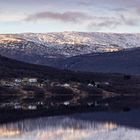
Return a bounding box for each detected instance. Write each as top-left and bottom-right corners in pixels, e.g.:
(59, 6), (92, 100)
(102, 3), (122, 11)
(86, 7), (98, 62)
(0, 32), (140, 58)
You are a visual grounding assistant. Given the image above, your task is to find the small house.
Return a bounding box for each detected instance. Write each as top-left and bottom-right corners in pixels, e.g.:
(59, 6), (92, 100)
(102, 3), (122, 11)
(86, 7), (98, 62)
(29, 78), (38, 83)
(103, 82), (110, 85)
(15, 79), (22, 83)
(22, 78), (29, 83)
(95, 82), (100, 87)
(63, 83), (70, 87)
(88, 83), (94, 87)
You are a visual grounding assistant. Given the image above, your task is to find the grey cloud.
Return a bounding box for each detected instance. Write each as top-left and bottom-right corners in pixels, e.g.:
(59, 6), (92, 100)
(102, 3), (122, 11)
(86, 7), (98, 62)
(87, 18), (120, 30)
(25, 9), (139, 31)
(77, 0), (140, 12)
(26, 11), (92, 23)
(78, 0), (91, 6)
(87, 15), (139, 31)
(135, 7), (140, 13)
(109, 8), (128, 12)
(120, 14), (138, 26)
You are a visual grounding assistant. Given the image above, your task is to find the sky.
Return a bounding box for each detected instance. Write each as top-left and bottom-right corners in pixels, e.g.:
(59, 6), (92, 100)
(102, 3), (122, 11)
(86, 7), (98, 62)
(0, 0), (140, 33)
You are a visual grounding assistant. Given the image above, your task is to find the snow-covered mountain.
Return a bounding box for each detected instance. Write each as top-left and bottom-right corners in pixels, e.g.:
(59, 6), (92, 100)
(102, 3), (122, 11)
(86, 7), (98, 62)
(1, 32), (140, 74)
(0, 32), (140, 59)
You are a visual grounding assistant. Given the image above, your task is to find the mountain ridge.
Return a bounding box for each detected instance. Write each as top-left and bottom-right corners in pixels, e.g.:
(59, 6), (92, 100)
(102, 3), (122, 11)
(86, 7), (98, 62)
(0, 32), (140, 74)
(1, 32), (140, 58)
(57, 47), (140, 74)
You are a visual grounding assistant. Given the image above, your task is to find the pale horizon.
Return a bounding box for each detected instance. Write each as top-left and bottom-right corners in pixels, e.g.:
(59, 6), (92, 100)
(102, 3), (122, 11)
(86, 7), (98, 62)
(0, 31), (140, 35)
(0, 0), (140, 33)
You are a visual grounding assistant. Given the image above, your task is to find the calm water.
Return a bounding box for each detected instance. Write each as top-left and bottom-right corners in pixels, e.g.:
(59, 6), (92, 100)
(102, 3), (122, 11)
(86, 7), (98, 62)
(0, 111), (140, 140)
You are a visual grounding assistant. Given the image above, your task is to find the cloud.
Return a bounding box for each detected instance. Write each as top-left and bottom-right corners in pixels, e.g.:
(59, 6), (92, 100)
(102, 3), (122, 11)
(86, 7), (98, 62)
(78, 0), (91, 6)
(135, 6), (140, 14)
(87, 15), (139, 31)
(25, 9), (140, 32)
(77, 0), (140, 7)
(25, 11), (92, 23)
(120, 14), (138, 26)
(109, 8), (128, 12)
(87, 18), (120, 30)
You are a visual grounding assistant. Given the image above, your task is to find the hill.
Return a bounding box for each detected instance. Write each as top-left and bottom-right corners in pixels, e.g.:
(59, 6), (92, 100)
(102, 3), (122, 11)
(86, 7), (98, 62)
(0, 32), (140, 60)
(0, 55), (118, 82)
(53, 48), (140, 74)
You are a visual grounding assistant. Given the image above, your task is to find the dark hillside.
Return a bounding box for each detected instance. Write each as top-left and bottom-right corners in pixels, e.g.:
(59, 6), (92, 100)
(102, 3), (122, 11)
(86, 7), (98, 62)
(0, 55), (121, 81)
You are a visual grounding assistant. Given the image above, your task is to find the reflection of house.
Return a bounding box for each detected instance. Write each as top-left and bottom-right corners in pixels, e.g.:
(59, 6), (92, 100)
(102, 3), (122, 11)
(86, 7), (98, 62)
(0, 101), (39, 110)
(28, 105), (37, 110)
(19, 104), (37, 110)
(95, 81), (110, 87)
(64, 101), (70, 106)
(14, 104), (22, 109)
(0, 102), (20, 109)
(87, 102), (93, 106)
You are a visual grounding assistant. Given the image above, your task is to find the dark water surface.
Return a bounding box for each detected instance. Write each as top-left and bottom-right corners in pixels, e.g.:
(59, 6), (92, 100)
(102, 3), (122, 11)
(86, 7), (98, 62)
(0, 110), (140, 140)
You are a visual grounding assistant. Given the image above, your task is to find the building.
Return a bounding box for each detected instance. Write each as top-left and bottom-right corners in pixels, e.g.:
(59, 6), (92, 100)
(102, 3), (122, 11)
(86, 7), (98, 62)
(88, 83), (94, 87)
(15, 79), (22, 83)
(63, 83), (70, 87)
(28, 78), (38, 83)
(22, 78), (38, 85)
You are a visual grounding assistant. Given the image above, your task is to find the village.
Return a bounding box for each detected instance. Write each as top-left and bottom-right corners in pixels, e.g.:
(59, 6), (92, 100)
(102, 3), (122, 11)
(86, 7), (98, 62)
(0, 77), (111, 88)
(0, 77), (113, 111)
(0, 78), (47, 88)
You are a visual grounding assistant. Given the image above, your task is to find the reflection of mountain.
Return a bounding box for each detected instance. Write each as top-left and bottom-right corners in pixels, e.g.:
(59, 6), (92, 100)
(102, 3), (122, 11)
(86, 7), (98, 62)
(0, 111), (140, 140)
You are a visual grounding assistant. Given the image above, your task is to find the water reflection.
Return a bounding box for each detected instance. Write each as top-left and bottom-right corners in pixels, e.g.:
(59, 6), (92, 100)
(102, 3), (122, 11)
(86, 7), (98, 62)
(0, 115), (140, 140)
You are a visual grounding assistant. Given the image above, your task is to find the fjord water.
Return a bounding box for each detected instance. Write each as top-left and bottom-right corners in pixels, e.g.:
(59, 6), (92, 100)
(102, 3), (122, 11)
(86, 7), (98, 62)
(0, 111), (140, 140)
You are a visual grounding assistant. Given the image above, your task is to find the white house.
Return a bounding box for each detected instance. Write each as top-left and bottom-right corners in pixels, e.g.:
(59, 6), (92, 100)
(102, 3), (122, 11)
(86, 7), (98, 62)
(103, 82), (110, 85)
(15, 79), (22, 83)
(88, 83), (94, 87)
(28, 78), (38, 83)
(63, 83), (70, 87)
